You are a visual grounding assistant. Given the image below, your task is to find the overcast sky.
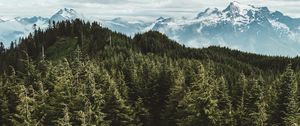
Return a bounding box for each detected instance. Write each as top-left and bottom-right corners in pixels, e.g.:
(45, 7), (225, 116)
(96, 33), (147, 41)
(0, 0), (300, 21)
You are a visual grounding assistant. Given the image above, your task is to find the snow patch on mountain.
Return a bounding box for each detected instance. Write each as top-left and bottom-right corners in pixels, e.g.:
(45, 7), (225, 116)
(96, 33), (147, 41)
(269, 19), (289, 31)
(1, 3), (300, 56)
(146, 1), (300, 56)
(50, 8), (84, 22)
(0, 8), (83, 47)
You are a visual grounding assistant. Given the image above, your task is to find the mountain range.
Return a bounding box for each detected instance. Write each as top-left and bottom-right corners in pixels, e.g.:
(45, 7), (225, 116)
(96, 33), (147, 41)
(1, 1), (300, 56)
(150, 1), (300, 56)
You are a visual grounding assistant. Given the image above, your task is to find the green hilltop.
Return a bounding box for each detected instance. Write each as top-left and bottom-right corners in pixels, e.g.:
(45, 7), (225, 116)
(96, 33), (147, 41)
(0, 19), (299, 125)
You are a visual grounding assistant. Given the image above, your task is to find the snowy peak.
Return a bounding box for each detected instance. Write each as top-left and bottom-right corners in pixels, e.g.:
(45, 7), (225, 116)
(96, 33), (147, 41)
(0, 8), (84, 47)
(194, 1), (275, 25)
(230, 1), (241, 5)
(1, 1), (300, 56)
(50, 8), (83, 22)
(222, 1), (260, 16)
(223, 1), (242, 14)
(56, 8), (77, 16)
(223, 1), (258, 12)
(147, 1), (300, 56)
(156, 17), (165, 21)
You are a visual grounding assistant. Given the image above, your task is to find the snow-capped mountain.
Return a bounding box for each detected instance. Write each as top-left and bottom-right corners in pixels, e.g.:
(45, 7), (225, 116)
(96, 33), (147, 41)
(0, 8), (149, 47)
(1, 2), (300, 56)
(0, 8), (83, 47)
(148, 1), (300, 56)
(0, 16), (49, 47)
(50, 8), (84, 22)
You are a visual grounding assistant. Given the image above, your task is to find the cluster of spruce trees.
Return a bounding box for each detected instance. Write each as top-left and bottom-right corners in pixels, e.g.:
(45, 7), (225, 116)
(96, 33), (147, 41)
(0, 19), (300, 126)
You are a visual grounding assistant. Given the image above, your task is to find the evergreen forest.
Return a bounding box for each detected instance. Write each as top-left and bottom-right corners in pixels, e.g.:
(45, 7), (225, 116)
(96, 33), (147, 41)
(0, 19), (300, 126)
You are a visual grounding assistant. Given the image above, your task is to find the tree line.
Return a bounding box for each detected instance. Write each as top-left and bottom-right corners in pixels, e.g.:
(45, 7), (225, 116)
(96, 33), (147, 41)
(0, 19), (299, 125)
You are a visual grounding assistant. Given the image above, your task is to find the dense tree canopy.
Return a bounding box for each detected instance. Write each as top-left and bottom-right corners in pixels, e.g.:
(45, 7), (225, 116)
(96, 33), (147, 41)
(0, 19), (299, 126)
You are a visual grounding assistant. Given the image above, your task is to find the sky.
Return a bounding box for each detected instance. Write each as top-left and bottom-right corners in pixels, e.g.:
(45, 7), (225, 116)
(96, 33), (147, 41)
(0, 0), (300, 21)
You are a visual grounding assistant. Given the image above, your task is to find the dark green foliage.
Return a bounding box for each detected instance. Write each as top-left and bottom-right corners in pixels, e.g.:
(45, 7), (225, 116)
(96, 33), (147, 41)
(161, 69), (185, 126)
(103, 75), (135, 126)
(215, 77), (234, 126)
(133, 97), (150, 126)
(177, 64), (219, 126)
(273, 65), (299, 126)
(0, 19), (300, 126)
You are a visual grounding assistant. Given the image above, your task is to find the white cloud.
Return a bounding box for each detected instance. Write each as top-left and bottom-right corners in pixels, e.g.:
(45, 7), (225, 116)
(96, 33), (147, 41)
(0, 0), (300, 21)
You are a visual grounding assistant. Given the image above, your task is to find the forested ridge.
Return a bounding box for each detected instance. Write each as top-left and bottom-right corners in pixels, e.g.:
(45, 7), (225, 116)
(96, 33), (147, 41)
(0, 19), (299, 126)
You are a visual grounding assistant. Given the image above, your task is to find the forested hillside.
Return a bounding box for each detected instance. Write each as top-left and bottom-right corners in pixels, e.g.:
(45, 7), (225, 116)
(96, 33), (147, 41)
(0, 19), (299, 126)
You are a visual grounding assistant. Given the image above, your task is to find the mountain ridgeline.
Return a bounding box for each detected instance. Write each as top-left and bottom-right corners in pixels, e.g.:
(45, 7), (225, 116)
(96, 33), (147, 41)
(150, 1), (300, 56)
(0, 19), (300, 125)
(2, 2), (300, 56)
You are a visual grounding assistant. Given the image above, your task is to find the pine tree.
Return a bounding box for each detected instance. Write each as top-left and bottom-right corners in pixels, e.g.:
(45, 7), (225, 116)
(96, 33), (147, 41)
(103, 76), (135, 126)
(133, 97), (150, 126)
(34, 81), (49, 125)
(235, 73), (247, 126)
(265, 78), (278, 125)
(161, 69), (185, 126)
(12, 85), (42, 126)
(124, 57), (139, 100)
(54, 58), (73, 99)
(77, 97), (93, 126)
(0, 75), (10, 125)
(215, 77), (234, 126)
(81, 62), (107, 126)
(275, 65), (299, 126)
(247, 77), (267, 126)
(112, 70), (129, 100)
(70, 46), (85, 95)
(48, 59), (74, 125)
(3, 66), (18, 125)
(21, 52), (39, 89)
(91, 88), (108, 126)
(56, 105), (72, 126)
(177, 64), (219, 126)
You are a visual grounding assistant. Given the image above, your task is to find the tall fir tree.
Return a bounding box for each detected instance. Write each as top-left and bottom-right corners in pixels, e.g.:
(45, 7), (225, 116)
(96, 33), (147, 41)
(161, 69), (185, 126)
(103, 73), (135, 126)
(12, 85), (42, 126)
(133, 97), (151, 126)
(275, 65), (299, 126)
(56, 105), (72, 126)
(247, 77), (268, 126)
(235, 73), (248, 126)
(177, 64), (219, 126)
(215, 77), (234, 126)
(0, 75), (10, 125)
